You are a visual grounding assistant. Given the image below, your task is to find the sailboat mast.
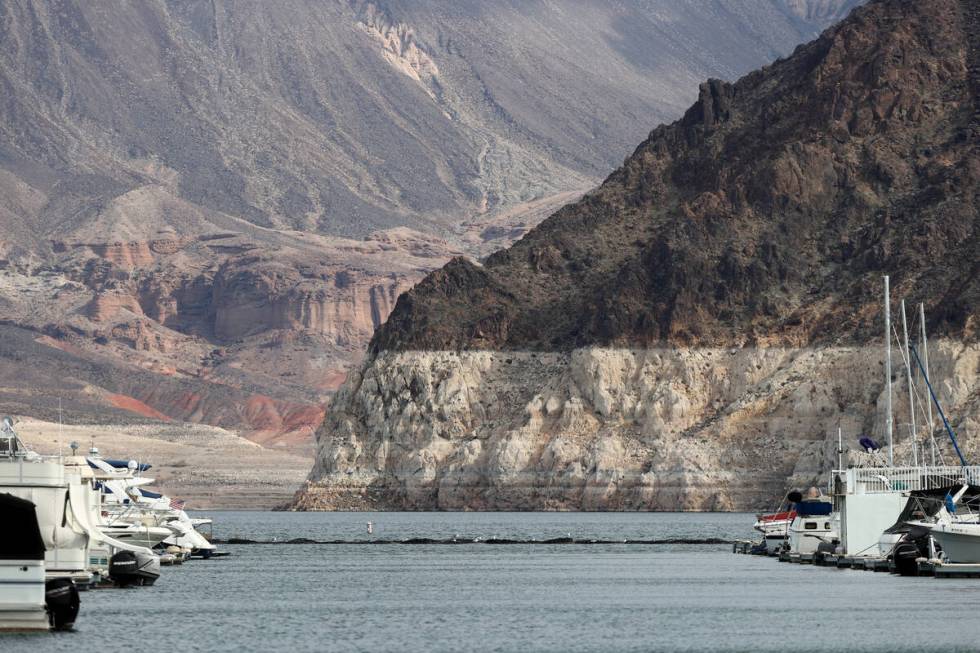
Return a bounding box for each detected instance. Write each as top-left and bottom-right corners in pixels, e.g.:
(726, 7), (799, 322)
(901, 300), (917, 467)
(919, 302), (936, 465)
(884, 276), (894, 466)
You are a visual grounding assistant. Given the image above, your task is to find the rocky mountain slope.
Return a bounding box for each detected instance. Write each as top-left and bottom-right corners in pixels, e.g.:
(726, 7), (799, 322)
(294, 0), (979, 510)
(0, 1), (857, 448)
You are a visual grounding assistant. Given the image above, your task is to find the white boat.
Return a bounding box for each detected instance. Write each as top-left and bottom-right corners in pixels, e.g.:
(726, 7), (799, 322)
(90, 456), (218, 557)
(99, 521), (174, 549)
(753, 502), (796, 553)
(0, 421), (92, 587)
(0, 490), (80, 631)
(910, 484), (980, 564)
(786, 496), (838, 554)
(0, 492), (53, 631)
(931, 523), (980, 563)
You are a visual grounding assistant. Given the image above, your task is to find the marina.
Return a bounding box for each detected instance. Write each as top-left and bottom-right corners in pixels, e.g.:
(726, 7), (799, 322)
(0, 418), (224, 632)
(8, 511), (980, 653)
(733, 278), (980, 584)
(0, 0), (975, 649)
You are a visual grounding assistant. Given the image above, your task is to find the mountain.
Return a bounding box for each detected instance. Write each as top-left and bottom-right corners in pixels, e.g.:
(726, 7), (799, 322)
(294, 0), (979, 510)
(0, 0), (859, 449)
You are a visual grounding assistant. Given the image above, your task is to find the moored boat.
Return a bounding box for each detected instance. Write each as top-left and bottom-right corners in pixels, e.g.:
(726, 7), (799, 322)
(786, 493), (838, 554)
(0, 492), (79, 632)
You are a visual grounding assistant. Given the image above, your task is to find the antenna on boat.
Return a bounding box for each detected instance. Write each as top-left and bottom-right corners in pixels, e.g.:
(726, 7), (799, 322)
(900, 301), (917, 467)
(884, 276), (894, 466)
(909, 343), (967, 467)
(58, 397), (63, 455)
(918, 302), (937, 465)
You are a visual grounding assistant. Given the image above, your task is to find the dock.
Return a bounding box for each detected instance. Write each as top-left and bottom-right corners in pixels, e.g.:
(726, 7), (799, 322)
(932, 561), (980, 578)
(732, 540), (950, 577)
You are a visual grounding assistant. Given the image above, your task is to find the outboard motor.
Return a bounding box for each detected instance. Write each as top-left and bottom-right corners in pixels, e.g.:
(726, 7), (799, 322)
(892, 526), (935, 576)
(109, 551), (139, 587)
(892, 542), (921, 576)
(44, 578), (80, 630)
(109, 550), (161, 587)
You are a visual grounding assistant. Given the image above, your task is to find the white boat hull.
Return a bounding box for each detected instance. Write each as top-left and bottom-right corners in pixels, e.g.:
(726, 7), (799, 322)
(100, 524), (171, 550)
(787, 515), (838, 554)
(933, 525), (980, 564)
(0, 559), (48, 632)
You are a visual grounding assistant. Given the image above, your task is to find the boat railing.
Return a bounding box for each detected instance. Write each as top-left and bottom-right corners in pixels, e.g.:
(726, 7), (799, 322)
(833, 466), (980, 494)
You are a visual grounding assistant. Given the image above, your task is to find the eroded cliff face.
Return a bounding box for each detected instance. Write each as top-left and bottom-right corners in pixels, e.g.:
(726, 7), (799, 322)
(0, 226), (457, 446)
(294, 0), (979, 510)
(294, 343), (980, 510)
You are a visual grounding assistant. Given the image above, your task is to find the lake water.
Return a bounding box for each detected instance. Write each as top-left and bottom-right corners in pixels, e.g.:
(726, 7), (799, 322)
(7, 511), (980, 652)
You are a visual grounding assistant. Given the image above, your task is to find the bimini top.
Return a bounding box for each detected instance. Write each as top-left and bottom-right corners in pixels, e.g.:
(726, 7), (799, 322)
(883, 485), (980, 534)
(0, 493), (45, 560)
(795, 500), (833, 517)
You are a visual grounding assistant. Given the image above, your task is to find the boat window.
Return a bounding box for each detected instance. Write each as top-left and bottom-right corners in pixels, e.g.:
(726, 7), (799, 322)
(824, 522), (830, 529)
(805, 522), (817, 530)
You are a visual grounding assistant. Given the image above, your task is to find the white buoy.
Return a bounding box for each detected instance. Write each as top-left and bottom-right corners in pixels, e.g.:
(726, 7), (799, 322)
(367, 521), (373, 534)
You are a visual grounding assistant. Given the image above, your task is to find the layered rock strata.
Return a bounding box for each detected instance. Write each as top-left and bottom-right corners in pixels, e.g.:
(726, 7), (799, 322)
(294, 343), (980, 510)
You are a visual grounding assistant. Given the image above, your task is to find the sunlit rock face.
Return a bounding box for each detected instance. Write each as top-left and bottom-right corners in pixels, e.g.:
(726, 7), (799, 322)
(292, 344), (980, 510)
(296, 0), (980, 509)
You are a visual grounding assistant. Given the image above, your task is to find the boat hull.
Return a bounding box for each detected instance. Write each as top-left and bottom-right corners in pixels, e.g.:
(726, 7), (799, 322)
(0, 559), (49, 632)
(933, 527), (980, 564)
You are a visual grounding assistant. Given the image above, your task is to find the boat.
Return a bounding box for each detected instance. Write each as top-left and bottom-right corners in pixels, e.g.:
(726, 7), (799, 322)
(99, 521), (174, 550)
(108, 550), (161, 587)
(918, 485), (980, 564)
(0, 420), (93, 587)
(828, 280), (980, 559)
(0, 493), (79, 632)
(90, 457), (219, 558)
(785, 491), (838, 554)
(930, 523), (980, 564)
(877, 485), (980, 573)
(753, 493), (796, 553)
(61, 454), (161, 584)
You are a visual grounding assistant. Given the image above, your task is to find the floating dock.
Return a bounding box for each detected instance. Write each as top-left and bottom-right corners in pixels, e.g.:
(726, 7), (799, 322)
(732, 540), (950, 577)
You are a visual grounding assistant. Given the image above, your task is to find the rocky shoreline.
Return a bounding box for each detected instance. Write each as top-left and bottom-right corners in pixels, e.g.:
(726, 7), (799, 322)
(292, 341), (980, 511)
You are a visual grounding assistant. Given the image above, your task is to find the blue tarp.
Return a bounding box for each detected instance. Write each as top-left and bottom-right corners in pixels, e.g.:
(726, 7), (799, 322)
(796, 501), (833, 516)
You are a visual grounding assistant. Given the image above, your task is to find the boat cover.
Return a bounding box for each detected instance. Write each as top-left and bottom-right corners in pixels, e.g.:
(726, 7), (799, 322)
(882, 484), (980, 534)
(87, 459), (151, 472)
(795, 501), (833, 516)
(858, 436), (881, 451)
(0, 492), (45, 560)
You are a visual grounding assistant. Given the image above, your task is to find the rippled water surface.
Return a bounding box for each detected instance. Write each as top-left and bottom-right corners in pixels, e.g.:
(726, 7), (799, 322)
(8, 511), (980, 652)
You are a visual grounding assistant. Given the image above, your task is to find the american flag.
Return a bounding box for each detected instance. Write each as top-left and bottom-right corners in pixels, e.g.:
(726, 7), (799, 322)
(169, 497), (186, 510)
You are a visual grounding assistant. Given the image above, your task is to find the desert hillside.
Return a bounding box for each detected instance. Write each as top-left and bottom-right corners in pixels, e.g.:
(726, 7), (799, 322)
(294, 0), (979, 511)
(0, 1), (858, 457)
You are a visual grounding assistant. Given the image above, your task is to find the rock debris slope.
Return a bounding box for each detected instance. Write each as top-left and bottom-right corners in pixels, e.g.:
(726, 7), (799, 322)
(0, 0), (856, 443)
(294, 0), (979, 510)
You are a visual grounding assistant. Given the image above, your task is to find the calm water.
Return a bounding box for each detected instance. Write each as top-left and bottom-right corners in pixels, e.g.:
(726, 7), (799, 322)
(7, 512), (980, 652)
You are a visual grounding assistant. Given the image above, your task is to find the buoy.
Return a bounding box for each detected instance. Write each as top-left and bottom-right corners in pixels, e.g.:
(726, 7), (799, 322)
(367, 521), (373, 534)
